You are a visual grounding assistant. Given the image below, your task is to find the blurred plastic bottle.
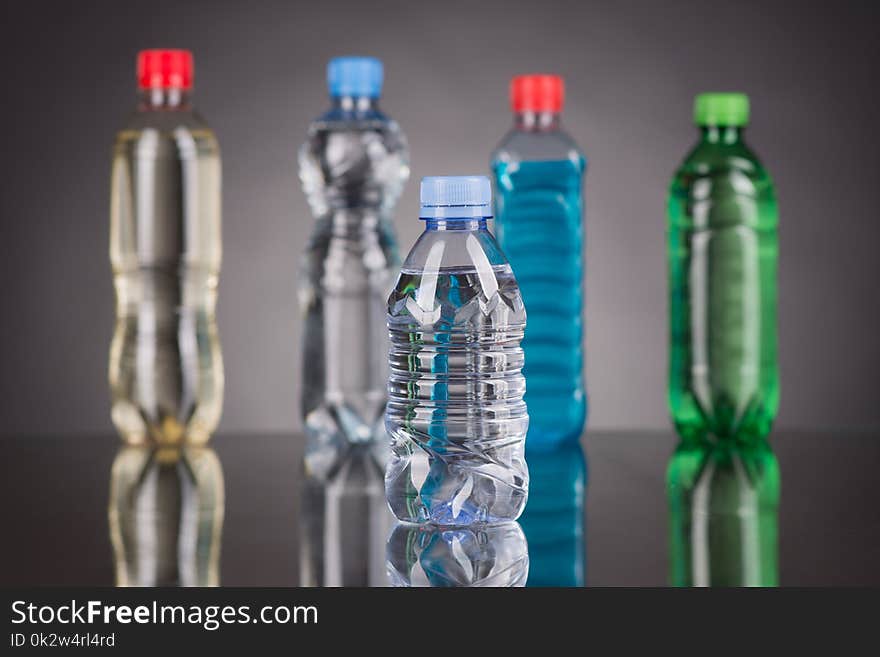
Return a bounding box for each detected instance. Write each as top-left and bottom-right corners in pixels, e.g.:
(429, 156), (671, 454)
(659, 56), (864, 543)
(109, 50), (223, 447)
(299, 444), (392, 587)
(109, 445), (224, 586)
(491, 74), (586, 448)
(667, 93), (779, 444)
(518, 441), (586, 586)
(386, 522), (529, 587)
(299, 56), (409, 479)
(667, 440), (779, 586)
(385, 176), (529, 525)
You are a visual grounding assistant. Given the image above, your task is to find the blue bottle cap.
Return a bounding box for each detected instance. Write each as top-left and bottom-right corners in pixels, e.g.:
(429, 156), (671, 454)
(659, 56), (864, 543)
(327, 56), (383, 98)
(419, 176), (493, 219)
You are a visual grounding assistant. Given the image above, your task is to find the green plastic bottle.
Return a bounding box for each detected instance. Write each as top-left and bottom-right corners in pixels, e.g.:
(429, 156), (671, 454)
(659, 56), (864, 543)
(667, 441), (779, 586)
(667, 93), (779, 445)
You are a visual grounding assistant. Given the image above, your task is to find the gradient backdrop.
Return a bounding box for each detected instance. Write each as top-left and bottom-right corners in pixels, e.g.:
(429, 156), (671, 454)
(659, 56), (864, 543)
(1, 0), (878, 437)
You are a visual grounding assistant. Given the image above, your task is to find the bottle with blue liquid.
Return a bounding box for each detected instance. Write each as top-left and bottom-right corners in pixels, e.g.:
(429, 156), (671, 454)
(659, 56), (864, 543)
(491, 74), (587, 448)
(299, 57), (409, 479)
(385, 176), (529, 525)
(518, 441), (586, 586)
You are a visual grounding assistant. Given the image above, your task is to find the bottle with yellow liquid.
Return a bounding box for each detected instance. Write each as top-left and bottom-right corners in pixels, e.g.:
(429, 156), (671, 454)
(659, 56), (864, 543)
(109, 50), (223, 446)
(109, 445), (224, 586)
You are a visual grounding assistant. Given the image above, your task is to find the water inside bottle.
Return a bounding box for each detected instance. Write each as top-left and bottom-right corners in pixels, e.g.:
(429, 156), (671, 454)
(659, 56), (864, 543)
(298, 101), (408, 476)
(385, 263), (529, 525)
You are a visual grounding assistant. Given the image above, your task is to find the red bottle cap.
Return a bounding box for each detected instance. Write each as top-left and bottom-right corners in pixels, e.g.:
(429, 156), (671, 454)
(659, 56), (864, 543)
(137, 49), (193, 90)
(510, 74), (564, 113)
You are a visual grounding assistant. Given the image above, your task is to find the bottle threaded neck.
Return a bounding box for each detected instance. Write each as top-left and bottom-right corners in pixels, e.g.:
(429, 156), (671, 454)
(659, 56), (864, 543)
(139, 88), (191, 109)
(700, 125), (744, 144)
(515, 111), (560, 131)
(424, 218), (487, 231)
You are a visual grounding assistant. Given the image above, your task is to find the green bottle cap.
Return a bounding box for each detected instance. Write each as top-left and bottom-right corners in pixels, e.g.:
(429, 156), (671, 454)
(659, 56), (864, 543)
(694, 93), (750, 127)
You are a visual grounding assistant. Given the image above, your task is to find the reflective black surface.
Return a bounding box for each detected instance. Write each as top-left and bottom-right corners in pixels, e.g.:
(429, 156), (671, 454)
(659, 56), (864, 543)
(1, 432), (878, 586)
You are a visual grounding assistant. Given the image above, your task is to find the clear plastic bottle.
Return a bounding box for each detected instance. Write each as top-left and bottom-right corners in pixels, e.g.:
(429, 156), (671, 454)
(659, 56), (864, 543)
(298, 57), (409, 481)
(108, 445), (224, 586)
(386, 522), (529, 587)
(299, 444), (392, 587)
(385, 176), (529, 525)
(491, 74), (587, 448)
(109, 50), (223, 447)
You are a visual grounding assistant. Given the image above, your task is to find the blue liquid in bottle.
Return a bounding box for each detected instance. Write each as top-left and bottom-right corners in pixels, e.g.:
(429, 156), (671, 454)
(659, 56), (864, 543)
(492, 75), (587, 448)
(518, 440), (586, 586)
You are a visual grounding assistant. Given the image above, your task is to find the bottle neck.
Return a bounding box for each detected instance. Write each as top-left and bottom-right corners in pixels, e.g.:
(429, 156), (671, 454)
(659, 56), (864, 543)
(424, 218), (488, 232)
(514, 111), (561, 132)
(138, 88), (192, 110)
(326, 207), (384, 230)
(331, 95), (380, 112)
(700, 125), (745, 145)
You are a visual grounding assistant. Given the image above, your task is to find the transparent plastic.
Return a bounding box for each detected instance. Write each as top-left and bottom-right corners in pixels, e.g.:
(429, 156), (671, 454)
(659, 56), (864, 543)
(385, 217), (529, 525)
(491, 111), (586, 448)
(298, 96), (409, 482)
(299, 444), (392, 587)
(109, 88), (223, 447)
(108, 445), (224, 586)
(386, 521), (529, 587)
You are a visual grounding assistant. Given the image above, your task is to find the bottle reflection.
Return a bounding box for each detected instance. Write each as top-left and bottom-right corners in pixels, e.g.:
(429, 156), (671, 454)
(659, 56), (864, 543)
(518, 442), (587, 586)
(299, 444), (392, 586)
(386, 522), (529, 587)
(667, 440), (779, 586)
(108, 446), (224, 586)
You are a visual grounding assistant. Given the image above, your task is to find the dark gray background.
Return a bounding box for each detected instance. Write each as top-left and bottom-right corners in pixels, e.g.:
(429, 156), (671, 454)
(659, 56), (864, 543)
(1, 0), (878, 436)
